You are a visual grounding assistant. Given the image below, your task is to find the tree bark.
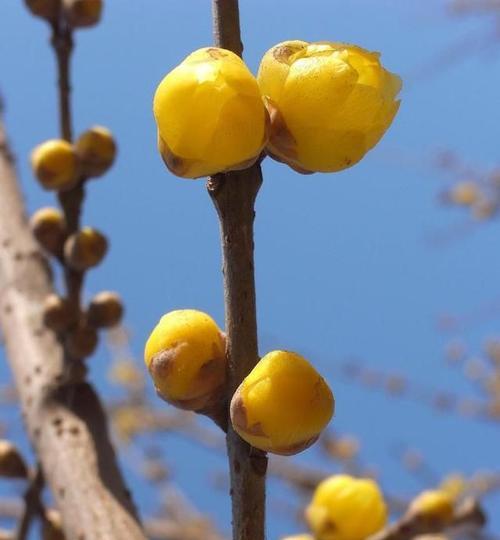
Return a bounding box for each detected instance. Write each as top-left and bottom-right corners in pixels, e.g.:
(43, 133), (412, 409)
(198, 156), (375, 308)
(0, 113), (146, 540)
(209, 2), (268, 538)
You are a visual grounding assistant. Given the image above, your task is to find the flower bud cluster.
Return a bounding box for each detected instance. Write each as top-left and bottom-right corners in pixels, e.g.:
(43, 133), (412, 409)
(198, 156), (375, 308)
(153, 43), (401, 179)
(145, 310), (333, 456)
(30, 127), (120, 361)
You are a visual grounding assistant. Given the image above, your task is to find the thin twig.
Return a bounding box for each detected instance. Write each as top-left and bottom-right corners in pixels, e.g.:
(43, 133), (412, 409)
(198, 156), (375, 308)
(209, 2), (267, 538)
(368, 497), (486, 540)
(50, 20), (73, 143)
(15, 466), (44, 540)
(49, 9), (87, 368)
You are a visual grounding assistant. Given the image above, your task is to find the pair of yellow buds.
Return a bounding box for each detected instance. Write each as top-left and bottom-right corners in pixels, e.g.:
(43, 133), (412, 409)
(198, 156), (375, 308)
(31, 126), (116, 192)
(144, 310), (334, 456)
(31, 208), (108, 271)
(153, 42), (401, 179)
(43, 291), (123, 358)
(286, 477), (454, 540)
(25, 0), (102, 28)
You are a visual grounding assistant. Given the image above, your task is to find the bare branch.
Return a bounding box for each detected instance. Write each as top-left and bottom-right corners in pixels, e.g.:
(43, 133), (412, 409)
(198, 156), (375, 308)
(209, 3), (267, 539)
(0, 115), (146, 540)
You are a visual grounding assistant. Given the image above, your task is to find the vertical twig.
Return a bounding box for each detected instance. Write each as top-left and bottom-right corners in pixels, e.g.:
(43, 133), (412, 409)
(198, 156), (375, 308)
(209, 2), (268, 539)
(50, 21), (73, 143)
(49, 12), (86, 355)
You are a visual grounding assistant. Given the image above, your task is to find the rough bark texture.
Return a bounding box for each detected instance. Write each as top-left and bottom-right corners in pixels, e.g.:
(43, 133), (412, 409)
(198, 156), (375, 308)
(208, 169), (267, 540)
(209, 3), (268, 539)
(0, 116), (146, 540)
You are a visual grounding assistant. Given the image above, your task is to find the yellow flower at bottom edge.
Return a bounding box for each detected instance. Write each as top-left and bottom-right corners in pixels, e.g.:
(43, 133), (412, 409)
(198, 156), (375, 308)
(408, 490), (454, 525)
(153, 47), (268, 179)
(230, 350), (334, 455)
(305, 475), (387, 540)
(257, 40), (402, 174)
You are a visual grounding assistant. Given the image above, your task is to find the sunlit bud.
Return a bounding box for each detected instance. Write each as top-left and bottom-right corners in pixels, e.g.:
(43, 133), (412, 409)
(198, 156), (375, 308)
(75, 126), (117, 177)
(0, 439), (28, 479)
(230, 350), (334, 455)
(31, 140), (79, 191)
(65, 324), (98, 358)
(30, 207), (67, 256)
(87, 291), (124, 328)
(144, 310), (226, 411)
(439, 474), (466, 501)
(281, 536), (315, 540)
(43, 509), (65, 540)
(24, 0), (60, 21)
(449, 181), (478, 206)
(43, 294), (79, 333)
(408, 490), (454, 526)
(63, 0), (102, 28)
(153, 47), (268, 178)
(258, 40), (401, 173)
(305, 475), (387, 540)
(64, 227), (108, 271)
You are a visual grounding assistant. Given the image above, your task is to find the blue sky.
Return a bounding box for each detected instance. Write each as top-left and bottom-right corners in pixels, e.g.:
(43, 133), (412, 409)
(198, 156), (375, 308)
(1, 1), (500, 538)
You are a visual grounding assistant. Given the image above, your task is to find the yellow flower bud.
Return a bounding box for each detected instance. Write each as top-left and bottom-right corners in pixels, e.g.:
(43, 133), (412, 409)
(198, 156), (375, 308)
(31, 139), (79, 191)
(24, 0), (59, 20)
(0, 439), (28, 479)
(230, 350), (334, 455)
(64, 227), (108, 270)
(43, 294), (79, 333)
(30, 207), (67, 256)
(282, 536), (315, 540)
(408, 490), (454, 525)
(449, 181), (478, 206)
(305, 475), (387, 540)
(63, 0), (102, 28)
(87, 291), (124, 328)
(258, 41), (402, 173)
(153, 47), (268, 179)
(144, 309), (226, 411)
(439, 473), (466, 501)
(75, 126), (117, 177)
(65, 324), (98, 358)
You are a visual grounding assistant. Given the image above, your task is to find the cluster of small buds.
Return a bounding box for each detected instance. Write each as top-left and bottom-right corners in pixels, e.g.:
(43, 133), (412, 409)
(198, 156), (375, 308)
(29, 127), (119, 361)
(31, 127), (116, 194)
(25, 0), (102, 29)
(444, 170), (500, 222)
(144, 310), (334, 455)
